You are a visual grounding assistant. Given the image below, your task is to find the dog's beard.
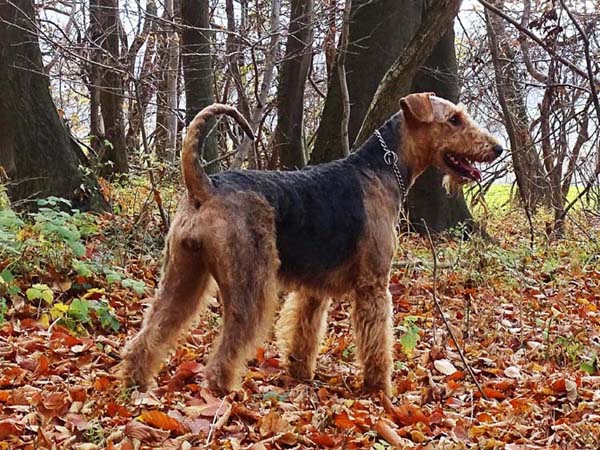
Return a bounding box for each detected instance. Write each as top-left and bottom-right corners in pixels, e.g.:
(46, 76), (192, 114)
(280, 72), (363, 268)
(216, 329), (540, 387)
(442, 174), (463, 195)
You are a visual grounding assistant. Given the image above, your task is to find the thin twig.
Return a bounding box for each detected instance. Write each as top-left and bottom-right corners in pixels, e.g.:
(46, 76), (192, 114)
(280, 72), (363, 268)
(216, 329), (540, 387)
(422, 220), (488, 401)
(134, 79), (170, 232)
(205, 396), (226, 445)
(478, 0), (600, 87)
(337, 0), (352, 157)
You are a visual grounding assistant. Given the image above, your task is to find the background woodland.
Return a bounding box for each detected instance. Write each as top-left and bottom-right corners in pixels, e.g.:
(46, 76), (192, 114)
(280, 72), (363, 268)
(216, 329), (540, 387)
(0, 0), (600, 448)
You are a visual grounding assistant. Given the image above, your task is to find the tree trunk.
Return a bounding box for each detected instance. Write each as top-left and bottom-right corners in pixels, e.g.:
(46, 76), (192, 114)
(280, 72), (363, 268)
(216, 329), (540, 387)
(311, 0), (420, 165)
(310, 0), (470, 232)
(90, 0), (128, 176)
(407, 28), (473, 233)
(274, 0), (315, 170)
(0, 0), (106, 210)
(154, 33), (169, 156)
(485, 1), (551, 210)
(164, 0), (180, 161)
(180, 0), (219, 173)
(125, 0), (157, 152)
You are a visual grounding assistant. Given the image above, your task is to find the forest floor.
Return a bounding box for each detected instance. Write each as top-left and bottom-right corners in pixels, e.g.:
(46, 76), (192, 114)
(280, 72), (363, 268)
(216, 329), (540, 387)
(1, 181), (599, 449)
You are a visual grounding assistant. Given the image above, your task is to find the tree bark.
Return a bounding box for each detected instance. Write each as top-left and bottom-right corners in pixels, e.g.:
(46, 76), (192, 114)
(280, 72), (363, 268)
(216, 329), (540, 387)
(125, 0), (157, 151)
(274, 0), (315, 170)
(485, 2), (551, 210)
(0, 0), (106, 210)
(90, 0), (128, 176)
(164, 0), (180, 161)
(310, 0), (470, 232)
(180, 0), (219, 173)
(354, 0), (462, 144)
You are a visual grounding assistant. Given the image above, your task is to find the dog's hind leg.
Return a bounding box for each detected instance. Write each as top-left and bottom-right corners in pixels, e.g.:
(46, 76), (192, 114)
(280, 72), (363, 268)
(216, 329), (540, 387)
(204, 196), (280, 394)
(277, 293), (330, 381)
(121, 235), (211, 391)
(350, 279), (393, 396)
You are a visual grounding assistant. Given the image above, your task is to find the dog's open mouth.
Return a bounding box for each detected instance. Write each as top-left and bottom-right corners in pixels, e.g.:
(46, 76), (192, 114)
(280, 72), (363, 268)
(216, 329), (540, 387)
(443, 153), (481, 181)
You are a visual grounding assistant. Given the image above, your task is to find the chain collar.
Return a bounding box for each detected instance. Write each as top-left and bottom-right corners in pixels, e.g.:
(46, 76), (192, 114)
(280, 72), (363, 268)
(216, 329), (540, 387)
(374, 129), (407, 220)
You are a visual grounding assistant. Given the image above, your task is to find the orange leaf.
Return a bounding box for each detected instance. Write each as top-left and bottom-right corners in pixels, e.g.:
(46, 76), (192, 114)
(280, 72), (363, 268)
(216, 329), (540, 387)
(139, 410), (187, 433)
(509, 397), (530, 412)
(475, 387), (506, 400)
(447, 379), (462, 391)
(396, 378), (413, 394)
(34, 354), (50, 377)
(0, 418), (23, 439)
(107, 402), (131, 418)
(393, 404), (430, 426)
(317, 387), (330, 403)
(334, 411), (356, 431)
(476, 413), (493, 423)
(375, 418), (404, 446)
(551, 378), (566, 392)
(311, 432), (336, 447)
(447, 370), (465, 381)
(93, 376), (112, 391)
(488, 379), (516, 391)
(168, 361), (203, 391)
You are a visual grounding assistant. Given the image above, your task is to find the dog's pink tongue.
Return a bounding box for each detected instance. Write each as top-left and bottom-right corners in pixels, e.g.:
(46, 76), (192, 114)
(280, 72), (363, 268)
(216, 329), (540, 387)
(467, 165), (481, 181)
(458, 160), (481, 181)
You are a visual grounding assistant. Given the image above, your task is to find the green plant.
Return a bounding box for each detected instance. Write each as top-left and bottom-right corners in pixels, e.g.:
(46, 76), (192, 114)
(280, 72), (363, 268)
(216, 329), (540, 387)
(398, 316), (421, 356)
(0, 297), (7, 324)
(48, 297), (120, 333)
(581, 352), (598, 375)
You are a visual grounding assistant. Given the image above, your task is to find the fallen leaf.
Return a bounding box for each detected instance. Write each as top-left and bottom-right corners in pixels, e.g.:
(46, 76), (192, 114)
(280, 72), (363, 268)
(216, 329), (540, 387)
(375, 418), (405, 446)
(259, 410), (292, 437)
(392, 404), (430, 426)
(565, 379), (577, 401)
(333, 411), (356, 431)
(124, 420), (169, 444)
(139, 410), (188, 433)
(311, 432), (336, 447)
(434, 359), (457, 375)
(0, 418), (23, 439)
(504, 366), (521, 379)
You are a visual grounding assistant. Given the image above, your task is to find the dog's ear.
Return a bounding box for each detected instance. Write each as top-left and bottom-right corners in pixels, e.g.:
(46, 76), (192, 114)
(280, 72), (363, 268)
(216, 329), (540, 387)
(400, 93), (435, 123)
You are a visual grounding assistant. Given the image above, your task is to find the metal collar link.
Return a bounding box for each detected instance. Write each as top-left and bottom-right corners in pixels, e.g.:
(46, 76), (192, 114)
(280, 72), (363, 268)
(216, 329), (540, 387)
(374, 129), (407, 213)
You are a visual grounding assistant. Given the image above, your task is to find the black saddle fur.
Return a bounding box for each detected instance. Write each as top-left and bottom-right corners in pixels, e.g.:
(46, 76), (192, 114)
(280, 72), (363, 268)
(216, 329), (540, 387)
(210, 113), (404, 283)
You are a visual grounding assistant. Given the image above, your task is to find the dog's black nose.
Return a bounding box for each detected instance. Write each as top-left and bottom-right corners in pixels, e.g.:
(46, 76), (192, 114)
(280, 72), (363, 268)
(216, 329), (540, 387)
(492, 145), (504, 157)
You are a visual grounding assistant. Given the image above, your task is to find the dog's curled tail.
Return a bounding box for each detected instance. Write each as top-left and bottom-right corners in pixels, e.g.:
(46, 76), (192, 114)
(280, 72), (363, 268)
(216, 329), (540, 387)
(182, 103), (254, 204)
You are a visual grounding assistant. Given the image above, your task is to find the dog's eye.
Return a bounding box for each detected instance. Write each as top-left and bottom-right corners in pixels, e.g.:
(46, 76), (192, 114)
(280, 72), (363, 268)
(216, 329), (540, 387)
(448, 114), (461, 126)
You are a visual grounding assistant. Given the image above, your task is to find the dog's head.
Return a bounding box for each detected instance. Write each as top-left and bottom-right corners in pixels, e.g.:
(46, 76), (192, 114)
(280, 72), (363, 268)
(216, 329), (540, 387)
(400, 93), (503, 190)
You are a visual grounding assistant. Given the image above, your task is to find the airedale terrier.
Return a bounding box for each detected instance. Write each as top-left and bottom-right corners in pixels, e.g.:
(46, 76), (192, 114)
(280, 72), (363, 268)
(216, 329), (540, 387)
(120, 93), (502, 395)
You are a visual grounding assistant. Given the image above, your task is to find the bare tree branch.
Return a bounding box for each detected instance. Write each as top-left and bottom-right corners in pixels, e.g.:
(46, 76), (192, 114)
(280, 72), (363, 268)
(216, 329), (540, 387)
(354, 0), (462, 145)
(338, 0), (351, 157)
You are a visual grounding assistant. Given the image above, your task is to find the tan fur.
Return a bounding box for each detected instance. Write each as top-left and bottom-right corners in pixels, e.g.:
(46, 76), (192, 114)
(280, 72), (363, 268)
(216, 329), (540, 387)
(277, 293), (331, 380)
(120, 96), (500, 396)
(400, 93), (499, 188)
(182, 104), (254, 204)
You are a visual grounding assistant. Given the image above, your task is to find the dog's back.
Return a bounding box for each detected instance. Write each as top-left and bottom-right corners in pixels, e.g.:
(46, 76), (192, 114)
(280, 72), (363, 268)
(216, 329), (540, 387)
(210, 161), (366, 287)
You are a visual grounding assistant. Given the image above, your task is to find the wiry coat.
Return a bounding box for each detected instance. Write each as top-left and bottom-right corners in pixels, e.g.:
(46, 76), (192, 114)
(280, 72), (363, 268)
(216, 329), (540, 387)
(121, 95), (502, 396)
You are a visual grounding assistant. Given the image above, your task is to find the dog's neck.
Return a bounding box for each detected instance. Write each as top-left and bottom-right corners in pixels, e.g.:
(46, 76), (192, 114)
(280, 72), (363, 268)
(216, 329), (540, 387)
(348, 112), (415, 192)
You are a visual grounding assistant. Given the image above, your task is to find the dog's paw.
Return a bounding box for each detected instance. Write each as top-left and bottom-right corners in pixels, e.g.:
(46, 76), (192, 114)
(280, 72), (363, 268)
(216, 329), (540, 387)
(286, 358), (315, 381)
(362, 380), (391, 397)
(205, 364), (236, 396)
(116, 360), (157, 392)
